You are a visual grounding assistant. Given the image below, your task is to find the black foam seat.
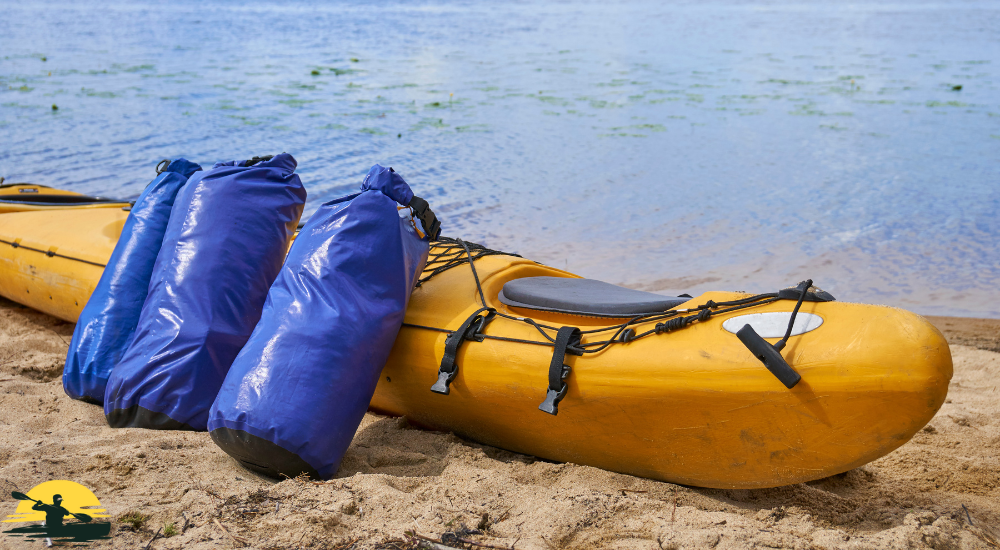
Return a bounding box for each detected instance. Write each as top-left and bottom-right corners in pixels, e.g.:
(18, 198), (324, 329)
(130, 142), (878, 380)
(499, 276), (691, 318)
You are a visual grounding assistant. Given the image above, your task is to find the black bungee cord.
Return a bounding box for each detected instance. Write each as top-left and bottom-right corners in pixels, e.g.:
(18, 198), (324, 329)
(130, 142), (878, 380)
(402, 238), (805, 354)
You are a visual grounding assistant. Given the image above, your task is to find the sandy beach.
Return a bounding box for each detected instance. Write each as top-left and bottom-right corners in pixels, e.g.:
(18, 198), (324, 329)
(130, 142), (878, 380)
(0, 297), (996, 549)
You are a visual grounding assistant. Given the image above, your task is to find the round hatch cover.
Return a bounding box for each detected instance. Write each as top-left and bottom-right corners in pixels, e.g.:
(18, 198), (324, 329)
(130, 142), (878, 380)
(722, 312), (824, 338)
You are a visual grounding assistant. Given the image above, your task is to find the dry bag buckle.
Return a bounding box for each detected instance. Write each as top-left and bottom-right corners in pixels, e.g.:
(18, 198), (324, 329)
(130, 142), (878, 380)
(408, 196), (441, 241)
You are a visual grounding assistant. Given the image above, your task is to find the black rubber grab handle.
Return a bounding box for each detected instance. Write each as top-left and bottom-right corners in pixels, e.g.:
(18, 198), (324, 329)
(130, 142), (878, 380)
(736, 324), (801, 389)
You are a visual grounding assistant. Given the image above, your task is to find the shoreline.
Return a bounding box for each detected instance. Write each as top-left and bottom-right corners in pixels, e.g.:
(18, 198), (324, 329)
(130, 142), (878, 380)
(0, 296), (997, 549)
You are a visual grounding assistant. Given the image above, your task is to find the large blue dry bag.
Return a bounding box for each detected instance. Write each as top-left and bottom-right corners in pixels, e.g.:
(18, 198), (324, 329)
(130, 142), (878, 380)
(63, 158), (202, 404)
(208, 164), (439, 479)
(104, 153), (306, 431)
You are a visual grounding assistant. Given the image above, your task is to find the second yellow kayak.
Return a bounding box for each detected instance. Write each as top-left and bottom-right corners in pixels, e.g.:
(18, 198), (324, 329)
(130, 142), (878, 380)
(0, 182), (128, 214)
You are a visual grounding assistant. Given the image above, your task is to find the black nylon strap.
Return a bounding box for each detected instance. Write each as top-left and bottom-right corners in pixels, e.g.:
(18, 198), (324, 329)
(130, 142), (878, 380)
(431, 307), (496, 394)
(539, 326), (582, 415)
(244, 155), (274, 167)
(408, 196), (441, 241)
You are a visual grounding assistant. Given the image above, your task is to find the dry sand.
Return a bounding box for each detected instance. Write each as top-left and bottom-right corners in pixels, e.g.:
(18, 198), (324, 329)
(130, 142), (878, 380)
(0, 296), (997, 550)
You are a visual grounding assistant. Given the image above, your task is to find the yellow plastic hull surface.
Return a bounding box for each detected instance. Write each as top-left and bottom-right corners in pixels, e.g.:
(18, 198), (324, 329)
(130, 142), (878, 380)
(0, 207), (952, 488)
(0, 209), (127, 321)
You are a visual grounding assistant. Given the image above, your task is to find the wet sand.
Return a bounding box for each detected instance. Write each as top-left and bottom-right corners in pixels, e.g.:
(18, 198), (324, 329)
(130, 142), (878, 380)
(0, 296), (997, 549)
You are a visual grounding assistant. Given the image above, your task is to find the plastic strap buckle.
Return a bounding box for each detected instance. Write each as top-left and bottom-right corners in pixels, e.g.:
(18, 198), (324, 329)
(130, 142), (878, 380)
(430, 370), (457, 395)
(538, 326), (582, 416)
(431, 307), (496, 395)
(538, 373), (570, 415)
(408, 196), (441, 241)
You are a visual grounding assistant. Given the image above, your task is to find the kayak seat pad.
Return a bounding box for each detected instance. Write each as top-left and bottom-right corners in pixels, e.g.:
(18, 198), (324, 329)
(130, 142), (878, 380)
(498, 276), (691, 318)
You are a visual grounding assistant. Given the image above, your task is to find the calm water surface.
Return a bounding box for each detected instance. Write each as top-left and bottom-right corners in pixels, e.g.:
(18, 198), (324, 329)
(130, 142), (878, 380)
(2, 1), (998, 316)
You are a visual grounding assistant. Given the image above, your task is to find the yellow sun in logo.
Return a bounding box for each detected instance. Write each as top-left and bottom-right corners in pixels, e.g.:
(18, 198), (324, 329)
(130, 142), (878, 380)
(4, 480), (109, 523)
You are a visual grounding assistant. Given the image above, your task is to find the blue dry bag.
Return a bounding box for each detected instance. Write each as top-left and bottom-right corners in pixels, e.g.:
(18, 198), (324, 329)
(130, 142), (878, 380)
(104, 154), (306, 431)
(63, 158), (202, 404)
(208, 164), (439, 479)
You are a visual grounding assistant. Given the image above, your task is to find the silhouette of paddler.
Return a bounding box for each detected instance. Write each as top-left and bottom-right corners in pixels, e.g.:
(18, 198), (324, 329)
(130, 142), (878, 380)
(32, 494), (70, 534)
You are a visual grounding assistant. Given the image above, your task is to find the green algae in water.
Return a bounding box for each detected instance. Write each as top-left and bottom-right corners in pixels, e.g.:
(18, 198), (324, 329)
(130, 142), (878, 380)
(123, 64), (155, 73)
(80, 88), (116, 98)
(538, 95), (570, 106)
(279, 99), (318, 107)
(765, 78), (813, 86)
(410, 118), (449, 131)
(359, 127), (387, 135)
(610, 124), (666, 132)
(926, 100), (967, 108)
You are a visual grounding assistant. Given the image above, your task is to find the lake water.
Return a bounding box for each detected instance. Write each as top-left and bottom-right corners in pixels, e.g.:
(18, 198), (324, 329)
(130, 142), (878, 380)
(2, 0), (998, 317)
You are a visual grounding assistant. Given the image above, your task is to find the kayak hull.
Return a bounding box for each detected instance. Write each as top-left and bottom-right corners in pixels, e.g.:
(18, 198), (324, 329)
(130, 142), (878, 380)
(0, 209), (126, 322)
(371, 258), (952, 488)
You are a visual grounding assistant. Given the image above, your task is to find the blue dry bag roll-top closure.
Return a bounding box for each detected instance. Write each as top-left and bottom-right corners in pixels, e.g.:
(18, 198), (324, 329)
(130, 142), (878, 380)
(208, 164), (439, 480)
(63, 158), (202, 404)
(104, 154), (306, 431)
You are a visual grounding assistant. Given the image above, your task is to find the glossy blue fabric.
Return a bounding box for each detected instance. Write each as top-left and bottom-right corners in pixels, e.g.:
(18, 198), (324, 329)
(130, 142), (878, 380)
(104, 154), (306, 430)
(63, 158), (202, 404)
(208, 164), (430, 478)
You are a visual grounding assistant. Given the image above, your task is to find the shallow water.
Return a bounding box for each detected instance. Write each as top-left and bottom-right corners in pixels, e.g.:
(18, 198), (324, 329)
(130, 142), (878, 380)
(2, 0), (998, 317)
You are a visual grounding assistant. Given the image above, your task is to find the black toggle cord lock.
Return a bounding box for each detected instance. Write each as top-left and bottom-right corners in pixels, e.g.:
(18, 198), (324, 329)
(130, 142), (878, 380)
(539, 326), (583, 415)
(736, 279), (815, 389)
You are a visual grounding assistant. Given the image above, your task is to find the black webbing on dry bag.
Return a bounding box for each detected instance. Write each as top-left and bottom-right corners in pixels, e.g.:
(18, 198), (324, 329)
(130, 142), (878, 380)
(539, 326), (582, 415)
(431, 307), (497, 395)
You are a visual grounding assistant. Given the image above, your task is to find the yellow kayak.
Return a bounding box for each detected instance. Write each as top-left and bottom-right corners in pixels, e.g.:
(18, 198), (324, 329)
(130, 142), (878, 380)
(0, 203), (952, 489)
(0, 182), (129, 214)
